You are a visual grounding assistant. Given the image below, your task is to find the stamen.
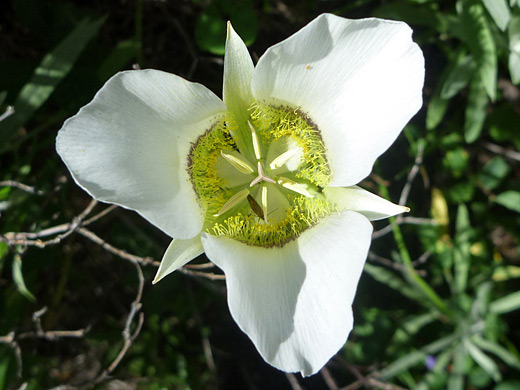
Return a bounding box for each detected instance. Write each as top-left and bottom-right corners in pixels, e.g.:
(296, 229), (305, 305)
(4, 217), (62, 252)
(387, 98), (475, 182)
(247, 194), (264, 220)
(277, 177), (314, 198)
(269, 148), (299, 170)
(220, 150), (254, 174)
(248, 121), (262, 160)
(214, 188), (250, 216)
(250, 162), (276, 187)
(261, 185), (268, 222)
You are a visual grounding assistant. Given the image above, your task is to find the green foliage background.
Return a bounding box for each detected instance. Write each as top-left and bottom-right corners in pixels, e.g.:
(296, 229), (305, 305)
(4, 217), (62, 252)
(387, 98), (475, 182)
(0, 0), (519, 389)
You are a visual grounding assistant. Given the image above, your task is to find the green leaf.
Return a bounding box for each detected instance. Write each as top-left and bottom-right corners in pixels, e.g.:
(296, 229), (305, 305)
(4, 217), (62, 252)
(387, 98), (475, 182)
(391, 311), (440, 345)
(490, 290), (520, 314)
(96, 38), (140, 81)
(495, 382), (520, 390)
(363, 263), (418, 301)
(443, 148), (469, 177)
(447, 180), (476, 204)
(483, 0), (511, 31)
(427, 56), (471, 130)
(495, 191), (520, 213)
(0, 91), (6, 107)
(461, 0), (497, 100)
(509, 15), (520, 84)
(195, 0), (258, 55)
(381, 332), (461, 379)
(0, 350), (9, 390)
(374, 1), (446, 31)
(480, 156), (510, 190)
(464, 77), (488, 143)
(426, 90), (450, 130)
(453, 205), (472, 293)
(472, 336), (520, 369)
(488, 104), (520, 149)
(465, 339), (502, 382)
(448, 344), (467, 390)
(12, 252), (36, 302)
(441, 55), (476, 99)
(0, 16), (106, 141)
(471, 281), (492, 319)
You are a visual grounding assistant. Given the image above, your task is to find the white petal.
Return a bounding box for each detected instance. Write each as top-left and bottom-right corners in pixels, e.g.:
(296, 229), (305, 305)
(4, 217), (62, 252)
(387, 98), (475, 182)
(324, 185), (409, 220)
(153, 235), (204, 284)
(201, 211), (373, 376)
(56, 69), (227, 239)
(252, 14), (425, 186)
(223, 22), (254, 125)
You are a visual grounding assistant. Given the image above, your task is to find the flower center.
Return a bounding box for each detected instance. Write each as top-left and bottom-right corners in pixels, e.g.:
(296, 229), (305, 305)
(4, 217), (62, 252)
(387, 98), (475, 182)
(188, 103), (333, 247)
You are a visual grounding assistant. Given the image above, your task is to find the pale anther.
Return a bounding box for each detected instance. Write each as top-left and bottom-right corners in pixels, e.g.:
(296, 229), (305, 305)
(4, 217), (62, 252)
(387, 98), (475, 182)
(261, 185), (268, 222)
(278, 177), (314, 198)
(214, 188), (250, 216)
(269, 148), (299, 170)
(250, 162), (276, 187)
(221, 150), (254, 174)
(248, 121), (262, 160)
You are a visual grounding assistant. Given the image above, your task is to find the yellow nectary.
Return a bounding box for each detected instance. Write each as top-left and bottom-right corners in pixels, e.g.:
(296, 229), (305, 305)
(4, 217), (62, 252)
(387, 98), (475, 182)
(188, 103), (333, 247)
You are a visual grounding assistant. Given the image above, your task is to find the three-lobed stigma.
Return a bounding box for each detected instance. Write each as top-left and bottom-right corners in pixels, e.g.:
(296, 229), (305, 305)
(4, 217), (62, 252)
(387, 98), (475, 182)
(188, 103), (333, 247)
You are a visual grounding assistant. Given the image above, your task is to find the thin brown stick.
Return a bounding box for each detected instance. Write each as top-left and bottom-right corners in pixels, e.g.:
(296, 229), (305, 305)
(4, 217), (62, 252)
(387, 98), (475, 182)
(93, 261), (145, 385)
(2, 199), (98, 247)
(285, 373), (304, 390)
(483, 141), (520, 162)
(337, 359), (408, 390)
(0, 180), (43, 195)
(321, 366), (339, 390)
(399, 143), (424, 206)
(184, 262), (216, 270)
(77, 227), (159, 267)
(0, 308), (89, 379)
(372, 217), (437, 240)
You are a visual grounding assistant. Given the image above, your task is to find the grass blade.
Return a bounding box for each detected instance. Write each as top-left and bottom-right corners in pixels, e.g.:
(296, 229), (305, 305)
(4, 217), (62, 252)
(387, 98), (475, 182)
(0, 16), (106, 141)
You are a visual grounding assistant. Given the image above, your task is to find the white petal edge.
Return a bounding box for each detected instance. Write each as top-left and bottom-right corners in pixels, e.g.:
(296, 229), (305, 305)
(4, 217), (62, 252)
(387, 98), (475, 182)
(153, 235), (204, 284)
(252, 14), (425, 186)
(324, 185), (409, 221)
(57, 69), (227, 239)
(201, 211), (373, 376)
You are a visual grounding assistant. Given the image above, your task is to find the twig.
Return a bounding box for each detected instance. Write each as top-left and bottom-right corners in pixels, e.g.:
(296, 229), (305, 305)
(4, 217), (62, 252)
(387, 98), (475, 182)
(2, 199), (98, 247)
(399, 143), (424, 206)
(0, 308), (89, 379)
(372, 218), (437, 240)
(77, 227), (159, 267)
(172, 18), (199, 79)
(0, 332), (23, 378)
(285, 373), (304, 390)
(368, 251), (427, 277)
(93, 262), (145, 385)
(177, 267), (226, 281)
(184, 262), (216, 270)
(372, 224), (395, 240)
(321, 366), (339, 390)
(341, 364), (408, 390)
(373, 145), (430, 241)
(483, 141), (520, 162)
(0, 180), (43, 195)
(83, 204), (118, 225)
(78, 227), (224, 281)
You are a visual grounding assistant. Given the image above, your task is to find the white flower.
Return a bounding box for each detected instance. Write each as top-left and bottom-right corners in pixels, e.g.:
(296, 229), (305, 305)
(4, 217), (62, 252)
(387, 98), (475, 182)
(56, 14), (424, 376)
